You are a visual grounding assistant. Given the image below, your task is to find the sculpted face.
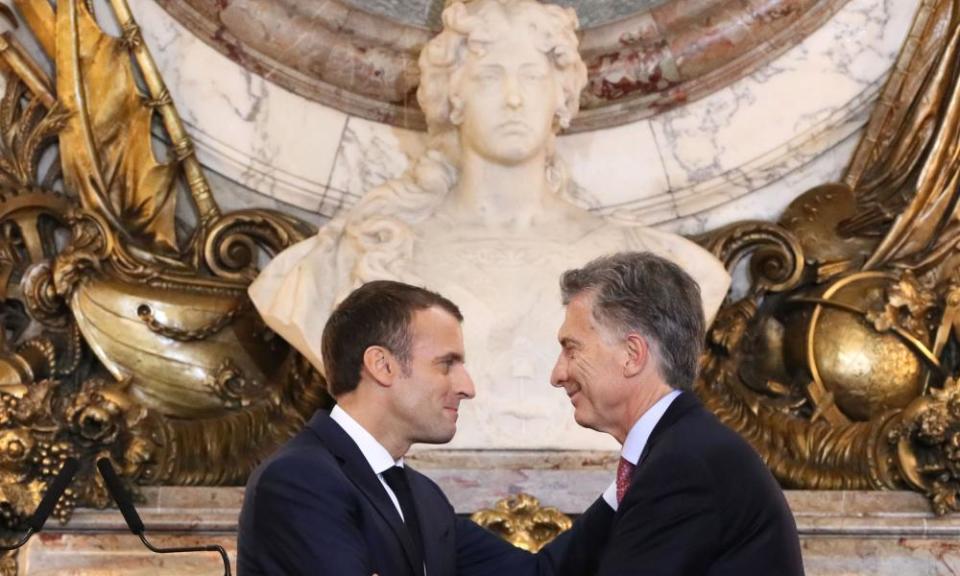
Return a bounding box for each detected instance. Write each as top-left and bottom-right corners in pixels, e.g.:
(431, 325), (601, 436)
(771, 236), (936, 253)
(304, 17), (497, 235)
(456, 29), (560, 165)
(551, 292), (628, 435)
(394, 306), (476, 445)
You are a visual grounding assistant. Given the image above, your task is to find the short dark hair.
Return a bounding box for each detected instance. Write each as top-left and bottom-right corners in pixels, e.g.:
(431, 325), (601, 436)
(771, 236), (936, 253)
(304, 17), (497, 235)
(321, 280), (463, 397)
(559, 252), (705, 391)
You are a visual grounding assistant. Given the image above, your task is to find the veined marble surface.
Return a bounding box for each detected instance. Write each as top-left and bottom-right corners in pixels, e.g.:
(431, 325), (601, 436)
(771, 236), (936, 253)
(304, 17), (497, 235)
(99, 0), (920, 235)
(15, 485), (960, 575)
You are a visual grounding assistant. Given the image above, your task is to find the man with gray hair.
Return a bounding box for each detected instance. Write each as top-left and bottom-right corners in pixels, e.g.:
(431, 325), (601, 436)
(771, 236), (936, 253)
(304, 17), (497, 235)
(551, 252), (804, 575)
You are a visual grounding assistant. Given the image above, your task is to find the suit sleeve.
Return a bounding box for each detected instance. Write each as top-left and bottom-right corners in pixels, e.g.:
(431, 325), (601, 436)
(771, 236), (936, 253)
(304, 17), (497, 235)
(455, 496), (615, 576)
(596, 451), (721, 576)
(454, 515), (537, 576)
(244, 457), (373, 575)
(542, 496), (616, 576)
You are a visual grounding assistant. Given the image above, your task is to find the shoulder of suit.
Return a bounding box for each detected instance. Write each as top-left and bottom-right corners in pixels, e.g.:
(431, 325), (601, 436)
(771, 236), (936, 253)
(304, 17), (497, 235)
(404, 466), (448, 499)
(251, 433), (343, 488)
(404, 465), (436, 485)
(647, 405), (769, 473)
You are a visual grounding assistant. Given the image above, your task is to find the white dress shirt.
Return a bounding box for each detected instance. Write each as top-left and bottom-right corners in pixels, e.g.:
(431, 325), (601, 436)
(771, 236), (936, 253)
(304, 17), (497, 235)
(330, 405), (406, 520)
(602, 389), (682, 510)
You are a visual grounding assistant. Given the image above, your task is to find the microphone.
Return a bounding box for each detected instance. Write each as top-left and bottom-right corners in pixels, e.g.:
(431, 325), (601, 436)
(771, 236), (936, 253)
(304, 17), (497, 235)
(96, 458), (232, 576)
(96, 457), (144, 534)
(0, 457), (79, 551)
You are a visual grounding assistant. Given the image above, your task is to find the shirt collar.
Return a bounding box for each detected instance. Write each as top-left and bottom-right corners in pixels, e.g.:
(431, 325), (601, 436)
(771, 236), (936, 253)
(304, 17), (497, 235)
(621, 389), (682, 465)
(330, 405), (403, 474)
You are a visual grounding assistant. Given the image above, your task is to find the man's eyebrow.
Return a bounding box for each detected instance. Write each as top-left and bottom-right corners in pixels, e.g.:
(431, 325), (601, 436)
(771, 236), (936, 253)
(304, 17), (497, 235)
(559, 337), (581, 348)
(435, 352), (465, 364)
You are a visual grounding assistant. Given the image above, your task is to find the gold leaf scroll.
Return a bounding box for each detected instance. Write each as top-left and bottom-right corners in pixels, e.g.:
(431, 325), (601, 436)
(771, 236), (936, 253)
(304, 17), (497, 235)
(55, 0), (178, 254)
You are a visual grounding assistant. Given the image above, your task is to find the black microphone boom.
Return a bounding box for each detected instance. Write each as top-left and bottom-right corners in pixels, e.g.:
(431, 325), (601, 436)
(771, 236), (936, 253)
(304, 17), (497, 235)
(95, 457), (144, 534)
(0, 457), (79, 552)
(96, 458), (232, 576)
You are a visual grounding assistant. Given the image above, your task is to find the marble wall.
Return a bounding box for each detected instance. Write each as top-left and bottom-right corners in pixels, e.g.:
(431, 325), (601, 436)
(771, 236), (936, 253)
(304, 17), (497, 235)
(102, 0), (919, 239)
(13, 486), (960, 575)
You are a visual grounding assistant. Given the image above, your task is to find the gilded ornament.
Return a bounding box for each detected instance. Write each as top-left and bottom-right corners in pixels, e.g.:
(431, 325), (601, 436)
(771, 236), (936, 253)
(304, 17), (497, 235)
(0, 429), (31, 464)
(470, 493), (572, 552)
(784, 272), (933, 422)
(0, 0), (328, 537)
(694, 0), (960, 513)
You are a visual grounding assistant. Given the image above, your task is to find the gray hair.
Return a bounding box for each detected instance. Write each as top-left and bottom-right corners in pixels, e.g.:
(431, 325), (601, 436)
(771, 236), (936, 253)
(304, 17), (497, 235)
(559, 252), (706, 391)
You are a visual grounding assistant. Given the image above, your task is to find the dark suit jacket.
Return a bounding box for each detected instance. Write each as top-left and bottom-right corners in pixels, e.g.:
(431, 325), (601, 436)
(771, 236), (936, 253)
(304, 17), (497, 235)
(238, 410), (614, 576)
(596, 392), (804, 576)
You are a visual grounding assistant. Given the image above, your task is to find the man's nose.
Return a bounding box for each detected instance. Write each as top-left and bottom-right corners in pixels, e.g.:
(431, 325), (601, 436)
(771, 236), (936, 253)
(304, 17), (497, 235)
(457, 367), (477, 399)
(550, 355), (566, 388)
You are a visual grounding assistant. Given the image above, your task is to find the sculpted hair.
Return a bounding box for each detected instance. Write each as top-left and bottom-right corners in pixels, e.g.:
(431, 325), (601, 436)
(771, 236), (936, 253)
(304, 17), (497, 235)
(418, 0), (587, 134)
(559, 252), (706, 391)
(340, 0), (589, 285)
(410, 0), (588, 197)
(321, 280), (463, 397)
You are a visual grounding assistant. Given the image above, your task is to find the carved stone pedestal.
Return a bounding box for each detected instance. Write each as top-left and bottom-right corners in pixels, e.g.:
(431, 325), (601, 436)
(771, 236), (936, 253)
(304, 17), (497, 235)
(10, 480), (960, 574)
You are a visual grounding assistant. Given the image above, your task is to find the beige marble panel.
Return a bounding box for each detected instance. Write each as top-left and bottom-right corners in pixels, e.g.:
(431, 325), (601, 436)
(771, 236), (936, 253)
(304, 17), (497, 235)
(326, 116), (427, 217)
(19, 533), (237, 575)
(12, 486), (960, 575)
(556, 120), (670, 212)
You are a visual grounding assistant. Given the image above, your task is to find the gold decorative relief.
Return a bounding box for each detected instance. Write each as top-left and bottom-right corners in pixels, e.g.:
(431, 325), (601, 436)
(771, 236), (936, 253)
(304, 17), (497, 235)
(696, 0), (960, 513)
(0, 0), (330, 531)
(471, 494), (572, 552)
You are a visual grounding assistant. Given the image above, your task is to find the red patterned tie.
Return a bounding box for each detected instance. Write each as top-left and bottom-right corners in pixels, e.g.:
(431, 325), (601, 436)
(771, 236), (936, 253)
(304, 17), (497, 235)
(616, 456), (636, 504)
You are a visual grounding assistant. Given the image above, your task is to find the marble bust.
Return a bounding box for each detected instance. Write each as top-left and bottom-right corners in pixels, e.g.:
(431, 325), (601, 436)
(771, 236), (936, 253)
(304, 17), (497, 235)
(250, 0), (730, 449)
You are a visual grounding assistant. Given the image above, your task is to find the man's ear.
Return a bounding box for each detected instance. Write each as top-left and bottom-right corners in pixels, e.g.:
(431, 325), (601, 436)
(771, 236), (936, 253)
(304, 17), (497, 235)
(623, 333), (650, 378)
(362, 346), (398, 387)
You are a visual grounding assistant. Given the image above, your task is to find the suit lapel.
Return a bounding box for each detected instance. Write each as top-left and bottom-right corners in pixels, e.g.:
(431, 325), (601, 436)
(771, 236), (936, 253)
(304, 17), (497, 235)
(408, 471), (453, 575)
(307, 411), (423, 576)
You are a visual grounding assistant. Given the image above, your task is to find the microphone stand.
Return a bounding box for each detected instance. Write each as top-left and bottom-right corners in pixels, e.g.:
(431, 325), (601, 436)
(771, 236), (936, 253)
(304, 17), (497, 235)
(0, 528), (34, 553)
(97, 458), (232, 576)
(0, 457), (79, 552)
(137, 532), (232, 572)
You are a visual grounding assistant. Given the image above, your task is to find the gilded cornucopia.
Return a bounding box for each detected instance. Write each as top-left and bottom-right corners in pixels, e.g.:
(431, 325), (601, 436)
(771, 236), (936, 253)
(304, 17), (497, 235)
(0, 0), (954, 556)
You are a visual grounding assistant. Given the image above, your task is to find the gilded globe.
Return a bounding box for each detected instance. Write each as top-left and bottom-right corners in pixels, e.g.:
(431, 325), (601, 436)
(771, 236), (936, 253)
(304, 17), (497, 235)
(784, 272), (929, 422)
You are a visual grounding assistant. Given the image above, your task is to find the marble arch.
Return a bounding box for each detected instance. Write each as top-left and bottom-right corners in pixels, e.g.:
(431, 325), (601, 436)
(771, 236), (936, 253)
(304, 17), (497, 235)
(155, 0), (851, 131)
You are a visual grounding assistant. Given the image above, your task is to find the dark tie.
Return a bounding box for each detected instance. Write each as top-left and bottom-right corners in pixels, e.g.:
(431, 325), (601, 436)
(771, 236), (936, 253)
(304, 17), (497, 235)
(616, 456), (636, 504)
(382, 465), (425, 575)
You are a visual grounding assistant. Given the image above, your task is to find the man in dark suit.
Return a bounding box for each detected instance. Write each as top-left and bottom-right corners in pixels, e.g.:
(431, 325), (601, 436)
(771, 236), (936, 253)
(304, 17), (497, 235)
(551, 252), (805, 576)
(238, 280), (614, 575)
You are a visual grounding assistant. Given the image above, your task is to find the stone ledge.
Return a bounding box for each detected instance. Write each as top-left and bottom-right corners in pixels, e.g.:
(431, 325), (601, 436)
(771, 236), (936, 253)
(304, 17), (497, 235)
(42, 486), (960, 535)
(14, 486), (960, 575)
